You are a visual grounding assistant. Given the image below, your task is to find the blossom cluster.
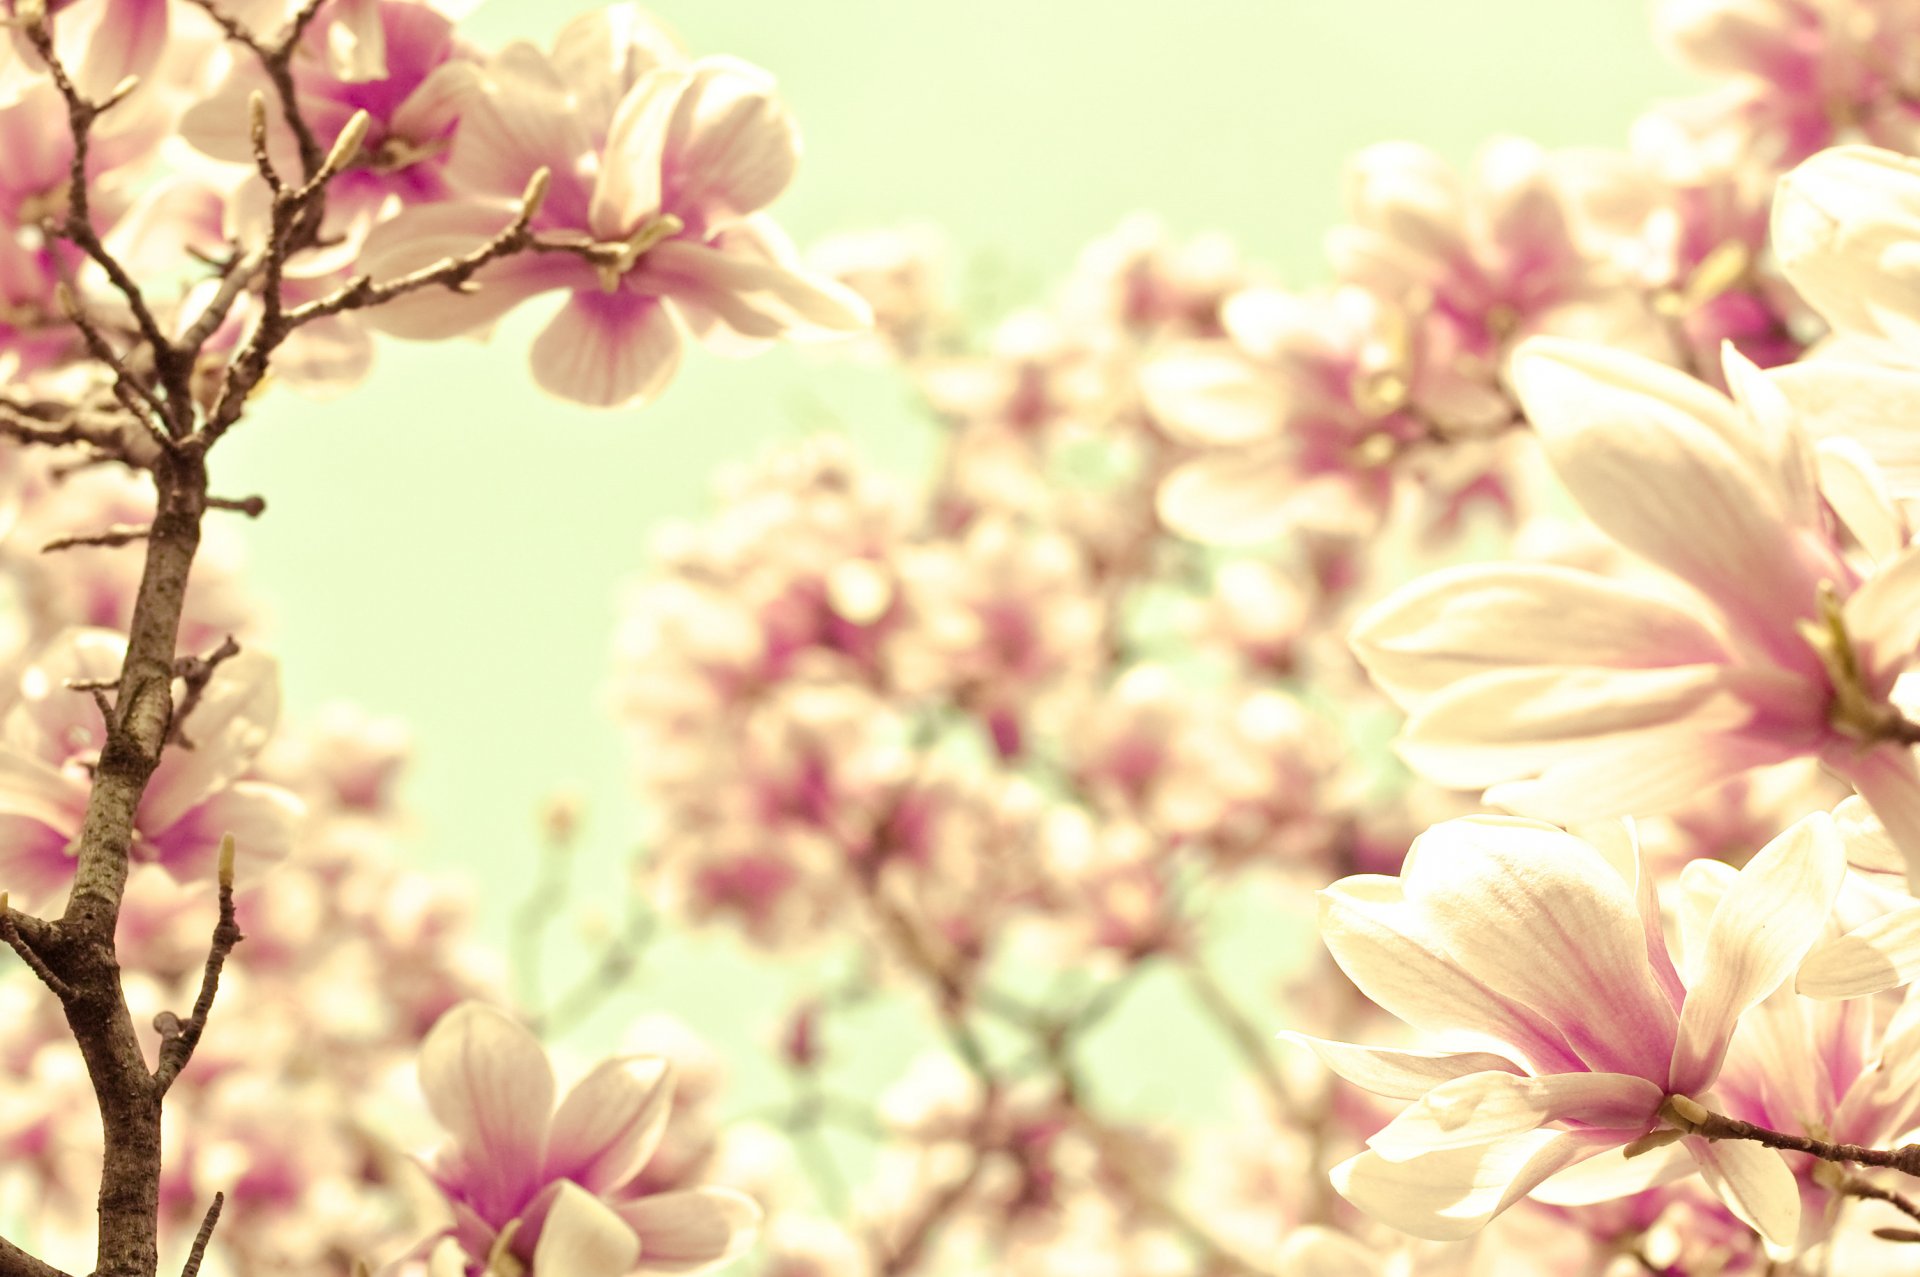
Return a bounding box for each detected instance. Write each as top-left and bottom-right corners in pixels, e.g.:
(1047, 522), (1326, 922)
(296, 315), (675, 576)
(19, 1), (1920, 1276)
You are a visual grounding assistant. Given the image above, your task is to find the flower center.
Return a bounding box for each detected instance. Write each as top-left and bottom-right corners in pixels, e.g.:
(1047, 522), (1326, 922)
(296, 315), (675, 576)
(594, 212), (685, 293)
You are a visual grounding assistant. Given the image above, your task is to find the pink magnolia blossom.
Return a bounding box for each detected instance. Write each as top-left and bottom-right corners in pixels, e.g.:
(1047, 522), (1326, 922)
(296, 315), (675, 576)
(413, 1001), (759, 1277)
(181, 0), (479, 228)
(1294, 813), (1843, 1245)
(1349, 336), (1920, 884)
(0, 628), (301, 911)
(359, 6), (868, 409)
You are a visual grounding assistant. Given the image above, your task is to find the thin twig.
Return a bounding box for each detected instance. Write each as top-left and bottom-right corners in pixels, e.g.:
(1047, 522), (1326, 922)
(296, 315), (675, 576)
(42, 523), (151, 553)
(153, 836), (244, 1093)
(0, 895), (75, 1000)
(168, 636), (241, 750)
(207, 495), (267, 518)
(18, 13), (190, 422)
(178, 1192), (224, 1277)
(1666, 1097), (1920, 1176)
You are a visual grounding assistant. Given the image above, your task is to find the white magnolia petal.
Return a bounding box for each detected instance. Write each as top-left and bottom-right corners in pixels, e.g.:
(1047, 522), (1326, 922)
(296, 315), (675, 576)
(1277, 1032), (1523, 1101)
(1508, 337), (1821, 630)
(1367, 1070), (1662, 1160)
(1155, 450), (1315, 547)
(1773, 145), (1920, 349)
(1402, 817), (1678, 1081)
(1318, 877), (1585, 1074)
(1779, 361), (1920, 498)
(1833, 746), (1920, 894)
(530, 1182), (641, 1277)
(1350, 564), (1727, 712)
(1687, 1134), (1801, 1250)
(1139, 346), (1284, 446)
(545, 1057), (675, 1194)
(1528, 1138), (1696, 1206)
(417, 1003), (554, 1217)
(1670, 813), (1846, 1092)
(622, 1187), (762, 1275)
(1397, 663), (1736, 792)
(1815, 436), (1906, 561)
(1330, 1129), (1614, 1241)
(1798, 904), (1920, 999)
(1846, 542), (1920, 684)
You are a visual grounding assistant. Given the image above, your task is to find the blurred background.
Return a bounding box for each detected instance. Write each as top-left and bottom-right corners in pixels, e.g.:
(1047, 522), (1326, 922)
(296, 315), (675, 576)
(217, 0), (1697, 1137)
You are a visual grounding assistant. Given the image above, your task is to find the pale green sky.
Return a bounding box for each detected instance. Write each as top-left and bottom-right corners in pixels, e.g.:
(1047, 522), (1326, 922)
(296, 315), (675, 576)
(212, 0), (1699, 1137)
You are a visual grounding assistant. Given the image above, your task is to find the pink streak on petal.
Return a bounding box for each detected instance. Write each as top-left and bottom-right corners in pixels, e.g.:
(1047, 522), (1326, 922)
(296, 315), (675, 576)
(529, 290), (685, 409)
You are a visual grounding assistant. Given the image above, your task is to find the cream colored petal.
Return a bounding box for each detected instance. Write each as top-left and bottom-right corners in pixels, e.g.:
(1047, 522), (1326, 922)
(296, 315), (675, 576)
(1276, 1032), (1523, 1101)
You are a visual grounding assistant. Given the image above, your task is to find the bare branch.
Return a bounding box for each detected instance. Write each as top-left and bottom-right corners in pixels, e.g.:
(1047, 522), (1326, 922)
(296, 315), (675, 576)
(17, 12), (191, 422)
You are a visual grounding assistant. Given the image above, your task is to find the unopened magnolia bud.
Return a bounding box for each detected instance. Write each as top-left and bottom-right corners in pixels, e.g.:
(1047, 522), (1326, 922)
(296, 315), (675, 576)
(521, 166), (551, 216)
(217, 832), (236, 890)
(1662, 1093), (1711, 1128)
(1, 890), (9, 915)
(247, 90), (269, 150)
(1621, 1128), (1684, 1159)
(53, 282), (78, 320)
(322, 110), (371, 178)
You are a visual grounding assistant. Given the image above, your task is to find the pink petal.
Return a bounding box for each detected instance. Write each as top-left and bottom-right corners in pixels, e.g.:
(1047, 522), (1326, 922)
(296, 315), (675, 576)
(1670, 813), (1845, 1092)
(1318, 876), (1586, 1075)
(660, 59), (799, 234)
(589, 70), (689, 240)
(1833, 745), (1920, 894)
(418, 1003), (555, 1223)
(1508, 338), (1825, 649)
(643, 233), (870, 341)
(140, 650), (281, 833)
(529, 290), (686, 409)
(143, 782), (304, 885)
(1402, 817), (1678, 1081)
(544, 1057), (674, 1194)
(447, 54), (594, 218)
(619, 1188), (761, 1275)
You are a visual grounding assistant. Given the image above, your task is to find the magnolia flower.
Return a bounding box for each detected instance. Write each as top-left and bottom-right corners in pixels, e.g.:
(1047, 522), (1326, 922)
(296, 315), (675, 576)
(360, 6), (867, 409)
(1293, 813), (1842, 1246)
(415, 1002), (759, 1277)
(1350, 336), (1920, 885)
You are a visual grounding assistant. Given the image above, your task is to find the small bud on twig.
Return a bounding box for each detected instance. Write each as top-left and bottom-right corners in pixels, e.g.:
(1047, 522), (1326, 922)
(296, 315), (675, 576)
(247, 91), (269, 153)
(317, 110), (371, 183)
(217, 832), (235, 891)
(522, 166), (551, 218)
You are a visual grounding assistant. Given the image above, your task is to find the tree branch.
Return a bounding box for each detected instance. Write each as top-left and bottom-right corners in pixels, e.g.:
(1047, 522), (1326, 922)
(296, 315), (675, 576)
(0, 1236), (73, 1277)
